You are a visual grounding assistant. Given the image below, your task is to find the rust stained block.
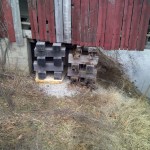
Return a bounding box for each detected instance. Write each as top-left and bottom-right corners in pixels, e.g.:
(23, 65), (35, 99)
(86, 65), (94, 74)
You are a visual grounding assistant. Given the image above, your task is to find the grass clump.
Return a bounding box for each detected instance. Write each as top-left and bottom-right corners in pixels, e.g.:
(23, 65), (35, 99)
(0, 72), (150, 149)
(0, 65), (150, 149)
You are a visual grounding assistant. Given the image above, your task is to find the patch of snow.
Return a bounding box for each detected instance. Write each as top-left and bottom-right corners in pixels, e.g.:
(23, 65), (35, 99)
(38, 79), (80, 98)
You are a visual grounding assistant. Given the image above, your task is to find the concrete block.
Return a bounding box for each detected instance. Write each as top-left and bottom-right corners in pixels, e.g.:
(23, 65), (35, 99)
(68, 53), (99, 66)
(38, 71), (46, 80)
(54, 57), (62, 66)
(67, 67), (97, 79)
(0, 38), (32, 74)
(34, 47), (66, 57)
(34, 61), (64, 72)
(36, 42), (45, 51)
(54, 72), (62, 80)
(86, 65), (94, 74)
(37, 57), (46, 67)
(53, 43), (61, 51)
(34, 48), (46, 57)
(71, 64), (79, 73)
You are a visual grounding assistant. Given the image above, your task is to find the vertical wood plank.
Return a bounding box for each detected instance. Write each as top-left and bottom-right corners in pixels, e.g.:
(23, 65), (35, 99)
(54, 0), (64, 42)
(96, 0), (107, 47)
(37, 0), (46, 41)
(2, 0), (16, 42)
(11, 0), (24, 45)
(0, 0), (16, 42)
(104, 0), (115, 50)
(71, 0), (76, 44)
(32, 0), (39, 40)
(128, 0), (144, 50)
(88, 0), (99, 46)
(0, 5), (5, 38)
(28, 0), (36, 39)
(45, 0), (49, 41)
(5, 0), (16, 41)
(81, 0), (89, 46)
(0, 1), (5, 38)
(137, 0), (150, 50)
(120, 0), (134, 49)
(111, 0), (125, 50)
(72, 0), (81, 44)
(49, 0), (56, 43)
(63, 0), (71, 43)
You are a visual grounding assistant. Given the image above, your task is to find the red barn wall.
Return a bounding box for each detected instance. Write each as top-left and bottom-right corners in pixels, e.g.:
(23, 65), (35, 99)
(27, 0), (150, 50)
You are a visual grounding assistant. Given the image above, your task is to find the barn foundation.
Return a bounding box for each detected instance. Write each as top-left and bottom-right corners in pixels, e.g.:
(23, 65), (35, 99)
(0, 38), (32, 74)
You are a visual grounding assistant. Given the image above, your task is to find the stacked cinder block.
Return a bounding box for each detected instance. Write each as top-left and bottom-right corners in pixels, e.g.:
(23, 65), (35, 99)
(34, 42), (66, 80)
(67, 47), (99, 84)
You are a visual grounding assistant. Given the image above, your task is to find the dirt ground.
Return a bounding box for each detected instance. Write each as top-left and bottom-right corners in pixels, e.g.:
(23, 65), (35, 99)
(0, 53), (150, 150)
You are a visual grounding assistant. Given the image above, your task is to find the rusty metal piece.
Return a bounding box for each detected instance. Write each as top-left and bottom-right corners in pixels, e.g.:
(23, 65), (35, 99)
(72, 47), (82, 59)
(86, 65), (94, 74)
(88, 47), (98, 60)
(71, 63), (79, 73)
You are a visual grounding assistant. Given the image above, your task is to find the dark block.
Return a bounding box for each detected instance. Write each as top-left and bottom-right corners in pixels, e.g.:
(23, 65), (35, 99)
(53, 43), (61, 51)
(34, 48), (46, 57)
(34, 61), (64, 72)
(38, 71), (46, 80)
(37, 57), (46, 67)
(34, 47), (66, 57)
(54, 72), (62, 80)
(36, 42), (45, 51)
(86, 65), (94, 74)
(54, 57), (62, 66)
(71, 64), (79, 73)
(85, 78), (95, 84)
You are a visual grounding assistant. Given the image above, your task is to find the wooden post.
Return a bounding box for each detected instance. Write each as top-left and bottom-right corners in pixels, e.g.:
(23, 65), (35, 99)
(10, 0), (24, 46)
(63, 0), (71, 43)
(54, 0), (64, 43)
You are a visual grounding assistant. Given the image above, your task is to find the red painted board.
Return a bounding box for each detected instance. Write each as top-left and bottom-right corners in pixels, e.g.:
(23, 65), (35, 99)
(45, 0), (50, 41)
(2, 0), (15, 42)
(80, 0), (89, 46)
(111, 0), (125, 50)
(128, 0), (144, 50)
(45, 0), (56, 42)
(88, 0), (99, 46)
(0, 4), (6, 38)
(72, 0), (81, 45)
(96, 0), (107, 47)
(46, 0), (56, 43)
(120, 0), (134, 49)
(28, 8), (36, 39)
(71, 0), (75, 43)
(32, 7), (39, 40)
(137, 0), (150, 50)
(104, 0), (115, 50)
(28, 0), (36, 39)
(37, 0), (46, 41)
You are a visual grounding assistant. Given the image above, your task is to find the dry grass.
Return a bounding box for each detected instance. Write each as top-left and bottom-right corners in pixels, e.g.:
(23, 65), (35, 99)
(0, 70), (150, 150)
(97, 49), (142, 98)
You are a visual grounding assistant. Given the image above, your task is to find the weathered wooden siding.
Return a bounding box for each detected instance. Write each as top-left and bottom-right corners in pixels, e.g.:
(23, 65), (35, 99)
(28, 0), (56, 42)
(0, 0), (16, 42)
(28, 0), (150, 50)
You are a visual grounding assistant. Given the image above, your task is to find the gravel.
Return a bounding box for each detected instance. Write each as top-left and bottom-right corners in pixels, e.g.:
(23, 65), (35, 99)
(38, 79), (81, 98)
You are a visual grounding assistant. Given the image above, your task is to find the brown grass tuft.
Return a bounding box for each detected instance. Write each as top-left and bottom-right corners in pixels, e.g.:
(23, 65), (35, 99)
(0, 58), (150, 149)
